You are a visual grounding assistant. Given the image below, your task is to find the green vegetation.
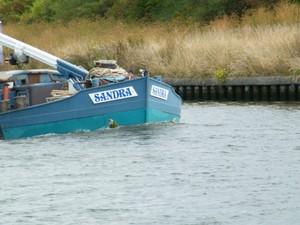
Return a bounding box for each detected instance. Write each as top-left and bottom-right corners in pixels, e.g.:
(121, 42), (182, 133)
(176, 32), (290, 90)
(0, 0), (300, 79)
(214, 69), (228, 83)
(0, 0), (293, 23)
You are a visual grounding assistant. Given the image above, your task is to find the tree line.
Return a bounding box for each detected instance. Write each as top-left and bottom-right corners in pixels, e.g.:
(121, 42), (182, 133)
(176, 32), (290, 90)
(0, 0), (299, 23)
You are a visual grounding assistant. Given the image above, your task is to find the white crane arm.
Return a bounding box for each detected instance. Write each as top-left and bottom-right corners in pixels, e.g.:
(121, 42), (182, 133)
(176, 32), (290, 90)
(0, 33), (88, 81)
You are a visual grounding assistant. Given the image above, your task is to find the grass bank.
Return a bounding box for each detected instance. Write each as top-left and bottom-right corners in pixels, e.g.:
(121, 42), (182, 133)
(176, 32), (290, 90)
(1, 1), (300, 79)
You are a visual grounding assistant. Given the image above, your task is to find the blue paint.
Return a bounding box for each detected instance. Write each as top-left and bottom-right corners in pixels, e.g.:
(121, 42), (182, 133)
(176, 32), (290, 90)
(56, 60), (88, 81)
(2, 109), (145, 139)
(0, 77), (181, 140)
(1, 108), (177, 140)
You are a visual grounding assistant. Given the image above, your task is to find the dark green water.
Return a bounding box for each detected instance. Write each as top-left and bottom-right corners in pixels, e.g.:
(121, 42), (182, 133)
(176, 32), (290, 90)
(0, 103), (299, 225)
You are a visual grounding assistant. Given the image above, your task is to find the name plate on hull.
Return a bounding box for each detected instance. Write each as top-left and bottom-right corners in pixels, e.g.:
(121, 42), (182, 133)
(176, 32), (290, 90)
(150, 85), (169, 100)
(89, 86), (138, 104)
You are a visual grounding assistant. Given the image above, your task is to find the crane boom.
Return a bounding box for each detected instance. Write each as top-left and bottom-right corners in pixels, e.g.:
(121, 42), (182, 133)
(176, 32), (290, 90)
(0, 33), (88, 81)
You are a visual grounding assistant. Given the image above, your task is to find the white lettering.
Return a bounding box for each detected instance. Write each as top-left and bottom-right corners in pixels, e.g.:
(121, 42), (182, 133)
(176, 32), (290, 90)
(150, 85), (169, 100)
(89, 86), (138, 104)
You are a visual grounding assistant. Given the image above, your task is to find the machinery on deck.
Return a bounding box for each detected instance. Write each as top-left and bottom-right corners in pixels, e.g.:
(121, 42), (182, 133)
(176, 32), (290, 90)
(0, 33), (181, 140)
(0, 33), (88, 82)
(0, 33), (92, 111)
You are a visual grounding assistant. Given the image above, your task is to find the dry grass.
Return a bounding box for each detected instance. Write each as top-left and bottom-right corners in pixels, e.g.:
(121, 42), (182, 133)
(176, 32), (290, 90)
(1, 1), (300, 79)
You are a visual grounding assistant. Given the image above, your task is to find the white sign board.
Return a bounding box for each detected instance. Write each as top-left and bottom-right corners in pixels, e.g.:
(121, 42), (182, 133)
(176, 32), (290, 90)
(89, 86), (138, 104)
(150, 85), (169, 100)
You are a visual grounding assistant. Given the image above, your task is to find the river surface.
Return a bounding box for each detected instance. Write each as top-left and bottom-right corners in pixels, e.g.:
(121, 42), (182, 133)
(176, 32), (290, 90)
(0, 103), (300, 225)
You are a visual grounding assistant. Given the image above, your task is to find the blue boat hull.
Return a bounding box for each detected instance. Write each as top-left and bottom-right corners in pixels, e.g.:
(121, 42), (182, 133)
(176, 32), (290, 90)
(0, 77), (181, 139)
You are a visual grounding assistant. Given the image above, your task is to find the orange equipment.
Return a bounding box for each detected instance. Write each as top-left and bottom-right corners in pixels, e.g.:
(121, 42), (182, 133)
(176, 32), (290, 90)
(2, 84), (10, 100)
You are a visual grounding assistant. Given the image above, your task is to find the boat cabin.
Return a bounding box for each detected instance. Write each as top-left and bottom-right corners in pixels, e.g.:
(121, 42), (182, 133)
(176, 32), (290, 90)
(0, 65), (143, 113)
(0, 69), (66, 112)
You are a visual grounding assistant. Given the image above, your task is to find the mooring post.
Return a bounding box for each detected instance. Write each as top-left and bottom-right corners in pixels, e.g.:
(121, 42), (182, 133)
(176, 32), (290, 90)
(191, 86), (195, 100)
(275, 85), (280, 101)
(168, 76), (300, 102)
(222, 86), (227, 101)
(236, 85), (241, 101)
(279, 85), (286, 101)
(258, 85), (263, 101)
(285, 85), (290, 101)
(261, 85), (267, 101)
(232, 86), (237, 101)
(202, 86), (206, 101)
(244, 86), (250, 101)
(240, 86), (246, 101)
(207, 86), (212, 100)
(217, 86), (224, 101)
(270, 85), (276, 101)
(289, 84), (295, 101)
(295, 84), (299, 101)
(266, 85), (271, 101)
(178, 86), (184, 99)
(198, 86), (203, 101)
(249, 86), (254, 101)
(210, 86), (216, 100)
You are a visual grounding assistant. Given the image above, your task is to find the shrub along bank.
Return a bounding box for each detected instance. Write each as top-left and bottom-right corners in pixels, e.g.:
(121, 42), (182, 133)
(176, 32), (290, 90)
(0, 1), (300, 79)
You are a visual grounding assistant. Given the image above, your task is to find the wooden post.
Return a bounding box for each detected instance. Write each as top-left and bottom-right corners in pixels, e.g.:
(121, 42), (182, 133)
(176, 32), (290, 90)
(198, 86), (203, 101)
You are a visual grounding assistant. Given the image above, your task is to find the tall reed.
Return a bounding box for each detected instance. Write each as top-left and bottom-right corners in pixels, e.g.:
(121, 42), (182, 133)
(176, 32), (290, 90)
(1, 1), (300, 79)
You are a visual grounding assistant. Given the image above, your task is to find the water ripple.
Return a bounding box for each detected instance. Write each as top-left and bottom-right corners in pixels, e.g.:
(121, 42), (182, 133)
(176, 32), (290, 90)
(0, 103), (300, 225)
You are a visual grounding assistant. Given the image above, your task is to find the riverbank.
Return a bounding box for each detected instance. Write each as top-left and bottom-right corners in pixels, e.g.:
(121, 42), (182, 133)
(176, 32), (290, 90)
(167, 76), (300, 101)
(1, 2), (300, 79)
